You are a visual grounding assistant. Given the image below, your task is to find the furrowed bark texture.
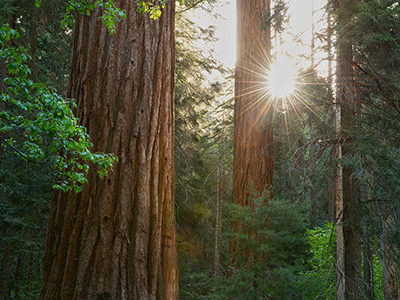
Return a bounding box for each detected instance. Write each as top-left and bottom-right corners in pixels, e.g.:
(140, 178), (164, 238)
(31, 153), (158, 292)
(40, 2), (178, 299)
(233, 0), (273, 208)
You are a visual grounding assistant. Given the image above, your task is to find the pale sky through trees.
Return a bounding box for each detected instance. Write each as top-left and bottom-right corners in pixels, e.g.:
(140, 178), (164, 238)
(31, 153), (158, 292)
(192, 0), (328, 73)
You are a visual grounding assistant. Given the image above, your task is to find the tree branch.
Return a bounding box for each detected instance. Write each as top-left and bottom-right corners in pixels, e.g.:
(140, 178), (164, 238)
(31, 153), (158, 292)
(176, 0), (206, 14)
(0, 135), (30, 161)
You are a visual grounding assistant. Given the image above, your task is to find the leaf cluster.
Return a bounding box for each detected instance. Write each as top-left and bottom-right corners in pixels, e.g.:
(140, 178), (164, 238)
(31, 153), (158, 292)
(1, 24), (117, 192)
(61, 0), (126, 32)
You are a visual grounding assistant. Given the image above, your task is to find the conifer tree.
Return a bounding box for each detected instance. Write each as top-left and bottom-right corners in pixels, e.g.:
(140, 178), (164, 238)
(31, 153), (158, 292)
(40, 1), (178, 298)
(234, 0), (273, 206)
(335, 0), (362, 297)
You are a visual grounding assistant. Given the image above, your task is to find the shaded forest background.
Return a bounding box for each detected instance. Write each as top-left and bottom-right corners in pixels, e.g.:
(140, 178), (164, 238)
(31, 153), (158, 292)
(2, 0), (400, 299)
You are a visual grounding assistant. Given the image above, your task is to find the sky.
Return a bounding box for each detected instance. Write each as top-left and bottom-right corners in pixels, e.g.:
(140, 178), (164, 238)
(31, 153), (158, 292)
(190, 0), (328, 73)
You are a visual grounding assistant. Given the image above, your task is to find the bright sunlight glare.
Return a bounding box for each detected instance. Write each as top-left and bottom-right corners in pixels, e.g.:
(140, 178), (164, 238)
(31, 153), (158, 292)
(267, 57), (297, 100)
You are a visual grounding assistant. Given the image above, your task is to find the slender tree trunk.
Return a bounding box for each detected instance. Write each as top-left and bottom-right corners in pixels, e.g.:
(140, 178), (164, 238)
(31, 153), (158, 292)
(362, 220), (374, 300)
(310, 139), (317, 228)
(12, 253), (23, 298)
(311, 188), (317, 227)
(40, 2), (178, 299)
(361, 186), (374, 300)
(343, 168), (362, 299)
(327, 0), (335, 226)
(213, 166), (222, 277)
(335, 107), (345, 299)
(311, 0), (315, 68)
(309, 0), (317, 228)
(336, 0), (362, 298)
(234, 0), (273, 206)
(381, 203), (399, 300)
(26, 253), (34, 300)
(334, 3), (345, 294)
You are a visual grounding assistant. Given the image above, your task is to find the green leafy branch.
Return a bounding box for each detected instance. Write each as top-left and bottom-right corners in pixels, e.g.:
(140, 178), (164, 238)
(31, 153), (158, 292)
(136, 0), (183, 20)
(0, 25), (117, 193)
(61, 0), (126, 33)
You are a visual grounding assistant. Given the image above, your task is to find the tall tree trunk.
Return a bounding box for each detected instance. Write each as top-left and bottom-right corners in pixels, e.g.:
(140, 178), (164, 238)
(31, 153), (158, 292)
(362, 219), (374, 300)
(311, 0), (315, 68)
(26, 253), (34, 300)
(336, 0), (362, 298)
(335, 104), (345, 299)
(12, 253), (23, 298)
(333, 1), (345, 295)
(327, 0), (335, 226)
(310, 187), (317, 227)
(343, 169), (362, 299)
(213, 166), (222, 277)
(40, 2), (178, 299)
(381, 203), (399, 300)
(310, 0), (317, 228)
(310, 139), (317, 228)
(234, 0), (273, 207)
(231, 0), (272, 273)
(361, 186), (374, 300)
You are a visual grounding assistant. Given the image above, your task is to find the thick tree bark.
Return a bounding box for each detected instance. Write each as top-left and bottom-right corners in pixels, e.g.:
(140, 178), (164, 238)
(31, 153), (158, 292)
(230, 0), (272, 274)
(40, 2), (178, 299)
(233, 0), (273, 207)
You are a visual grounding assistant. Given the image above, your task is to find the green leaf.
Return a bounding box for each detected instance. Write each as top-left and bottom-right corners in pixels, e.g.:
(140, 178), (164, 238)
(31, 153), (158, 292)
(0, 24), (117, 193)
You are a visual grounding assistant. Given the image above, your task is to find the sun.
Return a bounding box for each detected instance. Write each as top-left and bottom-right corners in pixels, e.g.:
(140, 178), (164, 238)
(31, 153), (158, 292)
(267, 56), (297, 100)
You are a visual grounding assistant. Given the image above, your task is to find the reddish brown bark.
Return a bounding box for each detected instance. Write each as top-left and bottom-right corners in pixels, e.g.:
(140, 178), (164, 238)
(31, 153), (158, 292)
(233, 0), (273, 208)
(40, 2), (177, 299)
(230, 0), (272, 274)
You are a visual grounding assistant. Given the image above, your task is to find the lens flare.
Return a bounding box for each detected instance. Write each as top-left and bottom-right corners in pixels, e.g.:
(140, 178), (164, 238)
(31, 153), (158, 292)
(267, 57), (297, 99)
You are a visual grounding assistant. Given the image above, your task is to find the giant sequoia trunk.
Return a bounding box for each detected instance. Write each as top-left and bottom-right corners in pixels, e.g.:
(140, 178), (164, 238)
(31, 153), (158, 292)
(233, 0), (273, 208)
(40, 2), (178, 299)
